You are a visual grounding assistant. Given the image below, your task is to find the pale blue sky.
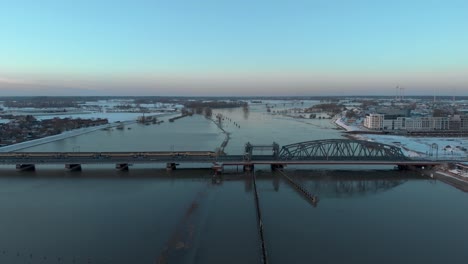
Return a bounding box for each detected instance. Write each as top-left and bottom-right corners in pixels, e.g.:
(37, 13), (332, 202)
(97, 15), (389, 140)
(0, 0), (467, 95)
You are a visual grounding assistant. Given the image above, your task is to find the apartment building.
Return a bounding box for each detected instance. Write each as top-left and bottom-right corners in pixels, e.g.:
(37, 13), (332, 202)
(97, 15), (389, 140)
(364, 114), (468, 131)
(363, 114), (384, 129)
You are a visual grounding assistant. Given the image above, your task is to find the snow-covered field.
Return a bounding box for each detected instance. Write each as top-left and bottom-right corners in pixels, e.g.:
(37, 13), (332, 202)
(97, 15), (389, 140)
(352, 134), (468, 160)
(331, 116), (468, 160)
(34, 112), (163, 123)
(335, 117), (364, 132)
(0, 99), (181, 123)
(448, 169), (468, 178)
(333, 114), (369, 132)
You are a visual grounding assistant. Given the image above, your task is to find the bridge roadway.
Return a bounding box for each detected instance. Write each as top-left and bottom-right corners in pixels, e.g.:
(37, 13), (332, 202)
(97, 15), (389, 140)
(0, 151), (223, 165)
(0, 151), (446, 170)
(0, 139), (458, 171)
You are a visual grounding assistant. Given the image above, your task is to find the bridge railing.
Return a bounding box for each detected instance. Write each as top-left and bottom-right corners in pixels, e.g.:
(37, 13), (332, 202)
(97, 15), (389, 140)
(1, 140), (461, 165)
(276, 156), (411, 161)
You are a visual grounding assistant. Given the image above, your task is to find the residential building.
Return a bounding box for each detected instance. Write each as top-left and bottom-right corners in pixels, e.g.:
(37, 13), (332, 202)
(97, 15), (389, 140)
(364, 114), (468, 131)
(364, 114), (385, 130)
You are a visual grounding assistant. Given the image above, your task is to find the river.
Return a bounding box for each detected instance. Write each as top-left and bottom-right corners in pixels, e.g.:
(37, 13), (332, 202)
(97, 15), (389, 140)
(0, 100), (467, 263)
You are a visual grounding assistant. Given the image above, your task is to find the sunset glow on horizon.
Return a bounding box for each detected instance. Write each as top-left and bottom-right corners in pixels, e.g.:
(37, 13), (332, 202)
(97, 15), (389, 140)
(1, 0), (467, 96)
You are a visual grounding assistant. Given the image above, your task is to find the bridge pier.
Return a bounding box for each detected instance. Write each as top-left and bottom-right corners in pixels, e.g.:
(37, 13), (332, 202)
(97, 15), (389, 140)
(270, 164), (284, 171)
(397, 164), (434, 171)
(397, 165), (409, 170)
(116, 163), (129, 171)
(166, 163), (177, 171)
(16, 164), (35, 171)
(243, 164), (254, 172)
(212, 164), (223, 175)
(65, 164), (82, 171)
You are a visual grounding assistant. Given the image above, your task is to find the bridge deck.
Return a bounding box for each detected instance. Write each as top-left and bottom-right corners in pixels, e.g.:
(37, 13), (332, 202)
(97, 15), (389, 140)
(0, 152), (446, 166)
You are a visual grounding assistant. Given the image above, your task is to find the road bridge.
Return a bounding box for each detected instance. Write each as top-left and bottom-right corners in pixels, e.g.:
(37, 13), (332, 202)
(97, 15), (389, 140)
(0, 139), (456, 171)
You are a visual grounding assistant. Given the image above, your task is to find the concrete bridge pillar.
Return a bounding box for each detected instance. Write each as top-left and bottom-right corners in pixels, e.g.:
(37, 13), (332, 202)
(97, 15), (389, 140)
(166, 163), (177, 171)
(116, 163), (129, 171)
(397, 164), (434, 171)
(16, 164), (35, 171)
(397, 165), (409, 170)
(243, 164), (254, 172)
(65, 164), (82, 171)
(270, 164), (284, 171)
(212, 164), (223, 175)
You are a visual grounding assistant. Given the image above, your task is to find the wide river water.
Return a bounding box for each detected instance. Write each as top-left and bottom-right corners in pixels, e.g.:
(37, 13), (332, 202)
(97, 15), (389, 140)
(1, 101), (467, 264)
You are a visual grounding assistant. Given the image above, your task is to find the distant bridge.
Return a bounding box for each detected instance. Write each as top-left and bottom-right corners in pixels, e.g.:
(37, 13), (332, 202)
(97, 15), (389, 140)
(0, 139), (453, 171)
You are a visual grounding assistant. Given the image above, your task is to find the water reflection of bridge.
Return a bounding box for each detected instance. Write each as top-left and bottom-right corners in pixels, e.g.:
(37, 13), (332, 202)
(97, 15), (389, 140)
(0, 139), (450, 171)
(241, 170), (423, 197)
(297, 177), (406, 197)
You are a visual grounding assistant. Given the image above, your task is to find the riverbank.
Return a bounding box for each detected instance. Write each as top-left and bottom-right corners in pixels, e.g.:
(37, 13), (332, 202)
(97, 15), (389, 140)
(329, 115), (468, 160)
(334, 116), (361, 132)
(0, 112), (181, 152)
(0, 121), (136, 152)
(434, 169), (468, 192)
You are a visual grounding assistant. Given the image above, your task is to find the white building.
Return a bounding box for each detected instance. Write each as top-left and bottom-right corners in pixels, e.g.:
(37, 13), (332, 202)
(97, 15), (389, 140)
(365, 114), (467, 131)
(398, 117), (450, 130)
(364, 114), (385, 130)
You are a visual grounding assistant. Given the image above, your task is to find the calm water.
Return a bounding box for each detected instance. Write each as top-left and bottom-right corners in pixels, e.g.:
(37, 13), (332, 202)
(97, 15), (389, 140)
(0, 169), (260, 264)
(257, 170), (468, 264)
(21, 114), (224, 152)
(1, 101), (467, 263)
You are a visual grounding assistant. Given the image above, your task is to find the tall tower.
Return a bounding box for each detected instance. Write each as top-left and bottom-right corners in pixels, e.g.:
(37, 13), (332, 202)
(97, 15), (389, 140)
(395, 85), (399, 101)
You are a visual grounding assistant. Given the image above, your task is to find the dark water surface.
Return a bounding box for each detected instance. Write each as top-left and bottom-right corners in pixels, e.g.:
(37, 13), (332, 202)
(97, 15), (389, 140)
(0, 169), (260, 264)
(1, 102), (467, 263)
(0, 169), (467, 264)
(257, 170), (468, 264)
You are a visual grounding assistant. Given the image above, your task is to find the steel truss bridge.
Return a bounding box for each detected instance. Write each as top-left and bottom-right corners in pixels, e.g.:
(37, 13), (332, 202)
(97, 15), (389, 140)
(0, 139), (450, 171)
(277, 139), (407, 161)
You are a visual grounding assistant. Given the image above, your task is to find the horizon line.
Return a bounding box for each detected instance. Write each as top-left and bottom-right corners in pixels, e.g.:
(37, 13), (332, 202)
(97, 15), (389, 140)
(0, 95), (465, 98)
